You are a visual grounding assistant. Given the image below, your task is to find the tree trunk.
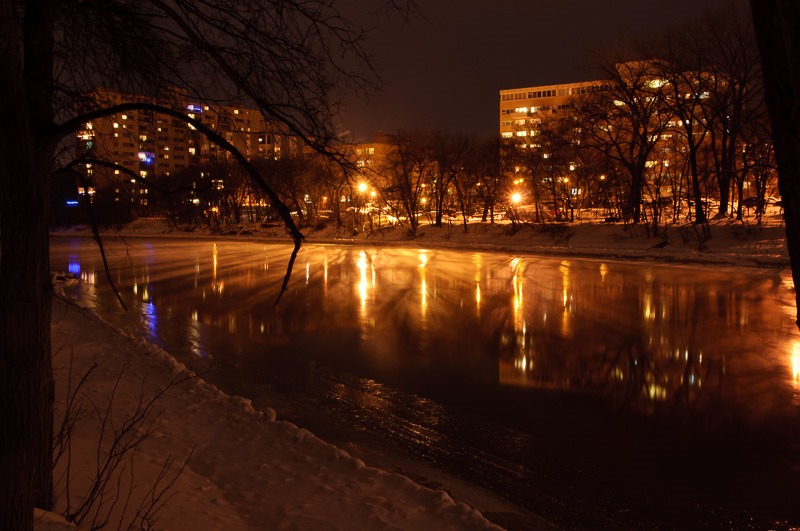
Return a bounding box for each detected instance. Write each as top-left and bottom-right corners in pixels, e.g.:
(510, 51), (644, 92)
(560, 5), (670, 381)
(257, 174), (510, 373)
(0, 157), (54, 531)
(689, 149), (707, 224)
(750, 1), (800, 326)
(0, 85), (54, 531)
(627, 169), (643, 223)
(1, 1), (55, 529)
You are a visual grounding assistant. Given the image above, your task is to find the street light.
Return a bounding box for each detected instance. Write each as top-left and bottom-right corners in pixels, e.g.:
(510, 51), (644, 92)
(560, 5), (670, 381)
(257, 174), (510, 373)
(357, 182), (368, 193)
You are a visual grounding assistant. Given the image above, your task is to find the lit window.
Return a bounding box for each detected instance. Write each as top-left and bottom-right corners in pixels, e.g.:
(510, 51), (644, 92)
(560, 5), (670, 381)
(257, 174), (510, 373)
(121, 114), (128, 120)
(233, 109), (239, 114)
(86, 122), (93, 130)
(188, 147), (196, 155)
(502, 132), (513, 138)
(140, 171), (147, 178)
(516, 131), (527, 136)
(113, 122), (119, 128)
(367, 148), (375, 155)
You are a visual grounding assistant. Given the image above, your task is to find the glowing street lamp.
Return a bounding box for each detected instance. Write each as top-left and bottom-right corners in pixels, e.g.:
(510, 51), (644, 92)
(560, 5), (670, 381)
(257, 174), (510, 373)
(357, 182), (368, 193)
(511, 192), (522, 204)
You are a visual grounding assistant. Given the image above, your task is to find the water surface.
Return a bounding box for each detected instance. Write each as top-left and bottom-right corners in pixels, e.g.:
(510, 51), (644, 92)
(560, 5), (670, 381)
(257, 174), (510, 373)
(51, 236), (800, 528)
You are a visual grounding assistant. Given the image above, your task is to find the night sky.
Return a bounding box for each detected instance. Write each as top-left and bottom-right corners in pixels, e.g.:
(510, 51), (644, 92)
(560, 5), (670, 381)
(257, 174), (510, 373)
(340, 0), (747, 140)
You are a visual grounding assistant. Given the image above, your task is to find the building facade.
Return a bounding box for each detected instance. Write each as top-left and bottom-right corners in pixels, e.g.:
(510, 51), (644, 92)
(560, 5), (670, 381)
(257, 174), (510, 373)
(499, 80), (609, 140)
(75, 88), (302, 215)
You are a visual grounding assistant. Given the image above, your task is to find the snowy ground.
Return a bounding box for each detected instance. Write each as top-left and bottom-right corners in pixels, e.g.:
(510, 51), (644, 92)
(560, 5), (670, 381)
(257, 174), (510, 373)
(41, 215), (789, 530)
(43, 293), (503, 530)
(53, 213), (790, 268)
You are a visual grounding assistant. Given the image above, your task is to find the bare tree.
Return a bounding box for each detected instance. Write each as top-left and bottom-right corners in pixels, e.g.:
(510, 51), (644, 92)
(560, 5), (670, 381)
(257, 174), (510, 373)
(453, 136), (498, 232)
(652, 32), (716, 226)
(377, 129), (432, 234)
(0, 1), (398, 528)
(576, 55), (673, 223)
(700, 2), (763, 220)
(428, 130), (472, 227)
(749, 1), (800, 326)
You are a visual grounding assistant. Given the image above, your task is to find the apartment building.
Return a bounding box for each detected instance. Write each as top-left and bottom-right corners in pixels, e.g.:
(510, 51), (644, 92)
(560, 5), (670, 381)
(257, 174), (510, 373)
(499, 80), (608, 140)
(75, 88), (301, 212)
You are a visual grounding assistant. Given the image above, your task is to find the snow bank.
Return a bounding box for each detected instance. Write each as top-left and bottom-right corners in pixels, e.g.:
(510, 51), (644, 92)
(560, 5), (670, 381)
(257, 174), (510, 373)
(47, 296), (502, 530)
(52, 216), (790, 268)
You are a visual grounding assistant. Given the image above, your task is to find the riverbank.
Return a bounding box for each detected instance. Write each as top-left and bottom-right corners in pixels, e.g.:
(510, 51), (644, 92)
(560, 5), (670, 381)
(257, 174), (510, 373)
(53, 216), (790, 268)
(43, 293), (509, 530)
(42, 216), (790, 530)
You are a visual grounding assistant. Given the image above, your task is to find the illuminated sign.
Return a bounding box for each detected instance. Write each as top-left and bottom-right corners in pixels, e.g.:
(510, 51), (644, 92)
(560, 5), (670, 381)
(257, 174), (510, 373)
(187, 104), (204, 113)
(138, 152), (155, 165)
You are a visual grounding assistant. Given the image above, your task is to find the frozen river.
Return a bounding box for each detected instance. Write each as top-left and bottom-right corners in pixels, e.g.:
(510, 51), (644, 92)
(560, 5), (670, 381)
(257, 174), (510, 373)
(50, 236), (800, 529)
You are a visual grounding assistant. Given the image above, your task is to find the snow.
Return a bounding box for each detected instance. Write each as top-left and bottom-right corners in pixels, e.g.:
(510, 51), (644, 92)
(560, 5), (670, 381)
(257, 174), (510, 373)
(46, 295), (503, 530)
(53, 214), (790, 269)
(42, 215), (789, 530)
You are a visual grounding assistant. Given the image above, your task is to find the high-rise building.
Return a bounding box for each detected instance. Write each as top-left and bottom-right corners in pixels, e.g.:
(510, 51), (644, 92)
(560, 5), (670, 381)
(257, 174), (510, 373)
(74, 88), (303, 214)
(499, 80), (608, 139)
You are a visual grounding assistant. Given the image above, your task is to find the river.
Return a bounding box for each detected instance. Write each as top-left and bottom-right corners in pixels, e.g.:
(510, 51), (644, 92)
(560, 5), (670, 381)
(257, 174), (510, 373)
(50, 235), (800, 529)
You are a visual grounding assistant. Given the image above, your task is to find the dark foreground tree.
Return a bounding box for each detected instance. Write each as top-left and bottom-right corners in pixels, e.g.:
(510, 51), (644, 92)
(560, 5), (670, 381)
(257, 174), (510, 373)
(0, 1), (398, 528)
(748, 1), (800, 327)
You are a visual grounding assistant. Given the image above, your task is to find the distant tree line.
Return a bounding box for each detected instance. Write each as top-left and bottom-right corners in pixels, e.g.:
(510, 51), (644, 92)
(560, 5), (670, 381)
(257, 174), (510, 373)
(127, 2), (772, 240)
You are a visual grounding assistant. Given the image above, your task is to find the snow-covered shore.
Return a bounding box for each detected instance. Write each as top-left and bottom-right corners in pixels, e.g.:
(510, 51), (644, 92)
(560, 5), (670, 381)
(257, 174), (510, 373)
(45, 294), (504, 530)
(42, 216), (789, 530)
(53, 215), (790, 268)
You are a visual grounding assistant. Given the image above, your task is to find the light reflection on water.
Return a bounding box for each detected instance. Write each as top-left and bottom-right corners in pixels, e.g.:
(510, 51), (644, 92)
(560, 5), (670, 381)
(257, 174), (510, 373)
(51, 236), (800, 526)
(51, 237), (800, 425)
